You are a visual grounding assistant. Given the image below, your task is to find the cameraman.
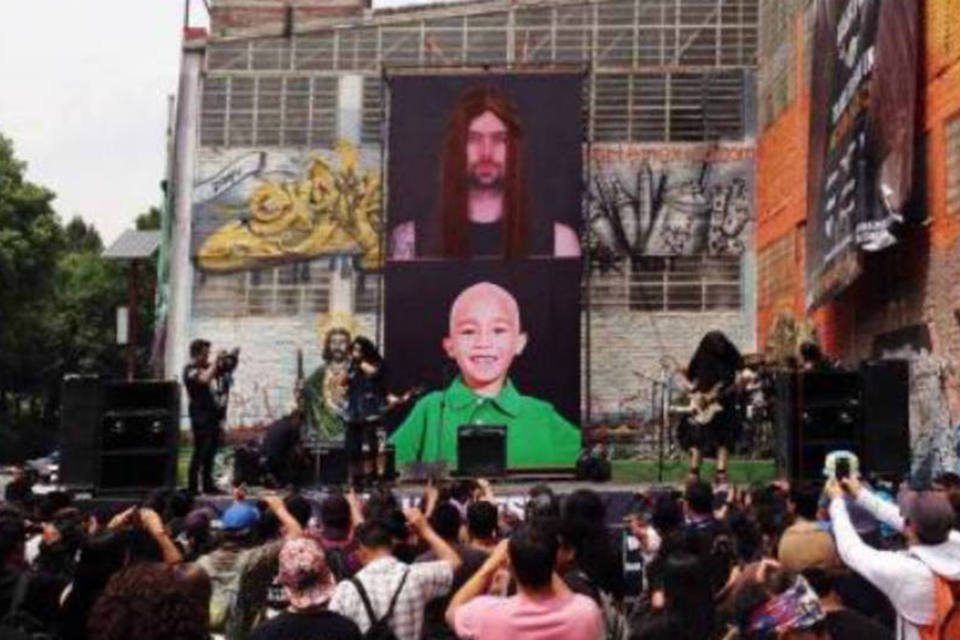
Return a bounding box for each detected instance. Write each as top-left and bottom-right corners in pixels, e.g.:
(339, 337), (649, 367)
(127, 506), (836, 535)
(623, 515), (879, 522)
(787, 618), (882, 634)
(183, 339), (227, 495)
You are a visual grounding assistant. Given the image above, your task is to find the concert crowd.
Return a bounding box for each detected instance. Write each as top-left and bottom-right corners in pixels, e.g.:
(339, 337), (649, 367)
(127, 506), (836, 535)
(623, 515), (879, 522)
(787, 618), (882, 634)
(2, 467), (960, 640)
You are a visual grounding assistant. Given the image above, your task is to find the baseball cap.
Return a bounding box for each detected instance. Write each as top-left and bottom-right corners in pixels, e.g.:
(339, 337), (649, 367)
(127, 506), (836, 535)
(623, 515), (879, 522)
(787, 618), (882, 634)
(221, 501), (261, 532)
(899, 490), (955, 545)
(277, 538), (335, 609)
(777, 522), (840, 572)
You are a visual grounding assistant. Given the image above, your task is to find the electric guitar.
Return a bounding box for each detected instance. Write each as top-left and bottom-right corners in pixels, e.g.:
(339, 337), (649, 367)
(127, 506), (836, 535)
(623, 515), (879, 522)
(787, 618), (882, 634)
(671, 381), (741, 425)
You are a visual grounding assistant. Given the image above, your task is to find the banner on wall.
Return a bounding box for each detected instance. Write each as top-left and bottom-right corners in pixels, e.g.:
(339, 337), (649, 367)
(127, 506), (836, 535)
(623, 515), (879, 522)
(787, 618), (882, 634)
(383, 72), (584, 472)
(805, 0), (919, 310)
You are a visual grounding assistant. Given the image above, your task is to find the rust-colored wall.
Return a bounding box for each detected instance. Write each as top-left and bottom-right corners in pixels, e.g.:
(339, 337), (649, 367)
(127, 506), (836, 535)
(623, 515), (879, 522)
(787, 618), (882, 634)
(756, 12), (809, 347)
(756, 0), (960, 361)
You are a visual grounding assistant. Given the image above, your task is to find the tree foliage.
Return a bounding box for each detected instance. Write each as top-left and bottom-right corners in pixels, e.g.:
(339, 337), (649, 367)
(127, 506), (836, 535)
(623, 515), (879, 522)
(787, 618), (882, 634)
(0, 133), (158, 460)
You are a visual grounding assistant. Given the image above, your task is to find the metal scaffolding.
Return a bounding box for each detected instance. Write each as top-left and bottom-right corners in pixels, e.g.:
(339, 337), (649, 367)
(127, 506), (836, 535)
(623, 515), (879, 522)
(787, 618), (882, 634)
(200, 0), (759, 147)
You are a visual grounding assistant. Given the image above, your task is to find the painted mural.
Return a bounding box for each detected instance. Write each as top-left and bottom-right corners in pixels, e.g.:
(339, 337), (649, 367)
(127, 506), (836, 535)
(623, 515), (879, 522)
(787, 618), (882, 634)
(192, 141), (382, 271)
(587, 144), (755, 268)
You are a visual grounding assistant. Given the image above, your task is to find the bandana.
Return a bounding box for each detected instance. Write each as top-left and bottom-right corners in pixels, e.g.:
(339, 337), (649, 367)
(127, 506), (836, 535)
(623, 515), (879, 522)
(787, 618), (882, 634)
(747, 575), (826, 636)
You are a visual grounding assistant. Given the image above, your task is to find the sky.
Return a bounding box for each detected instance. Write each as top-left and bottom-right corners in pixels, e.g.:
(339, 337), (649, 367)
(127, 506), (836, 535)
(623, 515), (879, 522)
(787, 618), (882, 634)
(0, 0), (429, 246)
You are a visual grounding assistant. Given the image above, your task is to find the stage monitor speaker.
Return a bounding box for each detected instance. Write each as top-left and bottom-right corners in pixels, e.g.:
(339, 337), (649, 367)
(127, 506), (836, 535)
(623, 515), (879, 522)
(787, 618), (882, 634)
(860, 359), (910, 476)
(457, 425), (506, 477)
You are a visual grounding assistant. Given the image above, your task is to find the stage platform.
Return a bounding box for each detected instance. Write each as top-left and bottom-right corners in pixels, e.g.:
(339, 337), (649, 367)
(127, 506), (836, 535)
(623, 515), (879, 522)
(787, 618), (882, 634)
(63, 480), (654, 528)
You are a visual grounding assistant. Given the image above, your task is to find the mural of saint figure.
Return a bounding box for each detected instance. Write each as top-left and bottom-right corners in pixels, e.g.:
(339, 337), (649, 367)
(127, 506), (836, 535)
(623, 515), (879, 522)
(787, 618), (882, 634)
(302, 327), (352, 441)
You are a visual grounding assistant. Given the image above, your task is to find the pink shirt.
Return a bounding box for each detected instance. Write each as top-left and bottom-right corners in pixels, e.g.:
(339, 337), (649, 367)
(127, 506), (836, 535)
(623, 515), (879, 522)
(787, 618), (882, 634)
(453, 591), (603, 640)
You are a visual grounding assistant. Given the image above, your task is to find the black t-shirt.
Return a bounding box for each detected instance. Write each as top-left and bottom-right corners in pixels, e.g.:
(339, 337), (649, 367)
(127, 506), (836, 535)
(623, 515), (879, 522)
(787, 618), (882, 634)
(183, 363), (219, 427)
(260, 416), (301, 463)
(249, 609), (361, 640)
(825, 608), (894, 640)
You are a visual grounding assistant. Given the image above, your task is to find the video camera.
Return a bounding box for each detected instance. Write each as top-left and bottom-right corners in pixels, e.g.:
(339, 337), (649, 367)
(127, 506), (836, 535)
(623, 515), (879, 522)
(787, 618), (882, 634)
(216, 347), (241, 376)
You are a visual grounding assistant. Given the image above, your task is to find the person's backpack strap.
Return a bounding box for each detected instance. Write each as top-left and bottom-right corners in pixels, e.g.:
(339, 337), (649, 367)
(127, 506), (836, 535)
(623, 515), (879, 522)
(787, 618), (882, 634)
(382, 569), (410, 623)
(349, 569), (410, 628)
(349, 577), (379, 629)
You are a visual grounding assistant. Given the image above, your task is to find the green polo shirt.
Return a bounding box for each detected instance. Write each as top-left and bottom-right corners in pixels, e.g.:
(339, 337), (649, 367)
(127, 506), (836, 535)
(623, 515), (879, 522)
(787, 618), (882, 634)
(388, 376), (581, 471)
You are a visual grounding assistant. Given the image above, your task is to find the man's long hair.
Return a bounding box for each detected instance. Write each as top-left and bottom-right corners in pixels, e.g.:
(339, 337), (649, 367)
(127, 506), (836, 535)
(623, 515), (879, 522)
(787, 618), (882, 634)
(321, 328), (351, 364)
(439, 85), (529, 259)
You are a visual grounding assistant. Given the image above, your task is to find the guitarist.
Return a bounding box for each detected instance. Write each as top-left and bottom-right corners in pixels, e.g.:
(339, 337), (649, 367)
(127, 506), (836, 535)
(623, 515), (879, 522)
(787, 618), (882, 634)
(678, 331), (747, 485)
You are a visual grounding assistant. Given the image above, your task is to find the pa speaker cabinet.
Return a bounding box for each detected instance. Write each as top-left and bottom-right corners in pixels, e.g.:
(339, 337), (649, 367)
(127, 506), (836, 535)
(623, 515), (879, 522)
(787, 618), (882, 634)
(61, 378), (180, 493)
(98, 380), (180, 493)
(860, 359), (910, 476)
(774, 370), (864, 483)
(60, 376), (103, 489)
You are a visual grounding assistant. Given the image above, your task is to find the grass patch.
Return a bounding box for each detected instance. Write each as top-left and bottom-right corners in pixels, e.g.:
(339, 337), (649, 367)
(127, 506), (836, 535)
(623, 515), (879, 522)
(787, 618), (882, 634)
(611, 458), (776, 485)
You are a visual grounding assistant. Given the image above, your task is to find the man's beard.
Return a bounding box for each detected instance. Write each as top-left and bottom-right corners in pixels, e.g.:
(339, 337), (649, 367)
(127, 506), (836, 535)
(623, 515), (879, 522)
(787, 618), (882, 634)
(467, 164), (504, 192)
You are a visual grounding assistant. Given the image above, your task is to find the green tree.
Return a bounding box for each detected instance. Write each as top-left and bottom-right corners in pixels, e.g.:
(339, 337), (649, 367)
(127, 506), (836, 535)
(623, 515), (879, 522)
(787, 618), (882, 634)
(0, 133), (159, 461)
(0, 134), (64, 394)
(135, 205), (162, 231)
(64, 216), (103, 253)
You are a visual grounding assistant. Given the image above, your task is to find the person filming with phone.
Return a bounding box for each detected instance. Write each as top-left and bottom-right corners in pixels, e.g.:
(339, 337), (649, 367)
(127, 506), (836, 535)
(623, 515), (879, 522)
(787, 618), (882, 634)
(825, 453), (960, 640)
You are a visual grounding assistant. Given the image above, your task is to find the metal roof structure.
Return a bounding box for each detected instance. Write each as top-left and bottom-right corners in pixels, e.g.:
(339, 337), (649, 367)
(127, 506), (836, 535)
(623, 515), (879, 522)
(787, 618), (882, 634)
(103, 230), (162, 260)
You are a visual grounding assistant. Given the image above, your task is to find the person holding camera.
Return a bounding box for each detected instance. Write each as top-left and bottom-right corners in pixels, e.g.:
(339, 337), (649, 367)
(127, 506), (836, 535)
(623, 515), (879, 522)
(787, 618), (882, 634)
(184, 339), (233, 495)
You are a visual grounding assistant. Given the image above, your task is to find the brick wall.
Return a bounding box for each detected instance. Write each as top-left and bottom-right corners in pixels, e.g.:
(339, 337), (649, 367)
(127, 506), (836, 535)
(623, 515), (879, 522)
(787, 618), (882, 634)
(755, 8), (809, 347)
(757, 0), (960, 363)
(209, 0), (366, 36)
(586, 309), (748, 421)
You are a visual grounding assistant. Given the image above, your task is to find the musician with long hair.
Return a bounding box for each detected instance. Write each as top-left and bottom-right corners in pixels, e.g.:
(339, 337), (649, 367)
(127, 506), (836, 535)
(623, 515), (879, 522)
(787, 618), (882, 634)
(344, 336), (388, 484)
(389, 84), (579, 260)
(677, 331), (746, 484)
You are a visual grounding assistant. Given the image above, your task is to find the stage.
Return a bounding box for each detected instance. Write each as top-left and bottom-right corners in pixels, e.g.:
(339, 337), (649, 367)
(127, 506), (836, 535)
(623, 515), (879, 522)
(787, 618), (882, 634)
(32, 480), (648, 528)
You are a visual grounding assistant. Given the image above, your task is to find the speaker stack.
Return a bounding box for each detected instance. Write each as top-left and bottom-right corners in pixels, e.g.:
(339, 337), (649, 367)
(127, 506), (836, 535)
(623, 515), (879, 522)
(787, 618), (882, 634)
(773, 360), (910, 483)
(60, 378), (180, 493)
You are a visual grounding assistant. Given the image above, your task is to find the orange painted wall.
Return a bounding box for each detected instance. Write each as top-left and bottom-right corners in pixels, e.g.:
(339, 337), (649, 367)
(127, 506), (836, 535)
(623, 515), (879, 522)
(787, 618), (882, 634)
(756, 13), (810, 347)
(756, 0), (960, 359)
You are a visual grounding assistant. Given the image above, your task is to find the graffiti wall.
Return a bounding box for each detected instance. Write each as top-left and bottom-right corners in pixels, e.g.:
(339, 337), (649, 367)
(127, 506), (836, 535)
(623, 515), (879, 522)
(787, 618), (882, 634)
(192, 141), (382, 272)
(188, 144), (382, 431)
(588, 144), (755, 265)
(584, 143), (756, 453)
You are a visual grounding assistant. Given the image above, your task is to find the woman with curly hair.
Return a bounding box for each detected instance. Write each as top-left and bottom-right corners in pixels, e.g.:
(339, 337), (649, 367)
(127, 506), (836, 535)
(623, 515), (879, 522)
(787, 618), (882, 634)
(88, 563), (208, 640)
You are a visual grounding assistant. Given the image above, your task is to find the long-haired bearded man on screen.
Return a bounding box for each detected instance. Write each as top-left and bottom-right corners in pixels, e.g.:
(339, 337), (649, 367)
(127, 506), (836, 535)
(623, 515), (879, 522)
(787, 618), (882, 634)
(389, 85), (580, 260)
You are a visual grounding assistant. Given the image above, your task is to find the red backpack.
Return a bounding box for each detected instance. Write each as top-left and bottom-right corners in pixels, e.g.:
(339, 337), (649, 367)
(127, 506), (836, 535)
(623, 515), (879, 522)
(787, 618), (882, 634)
(919, 575), (960, 640)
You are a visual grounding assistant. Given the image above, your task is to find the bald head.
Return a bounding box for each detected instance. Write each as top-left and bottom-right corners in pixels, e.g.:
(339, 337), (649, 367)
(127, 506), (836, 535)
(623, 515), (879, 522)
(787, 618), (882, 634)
(449, 282), (521, 333)
(444, 282), (526, 395)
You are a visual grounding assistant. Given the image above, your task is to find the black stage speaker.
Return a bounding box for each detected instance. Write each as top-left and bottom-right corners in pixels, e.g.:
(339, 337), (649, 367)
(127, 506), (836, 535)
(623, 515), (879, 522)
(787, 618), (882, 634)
(316, 444), (348, 485)
(860, 359), (910, 476)
(773, 362), (909, 482)
(774, 370), (863, 482)
(457, 425), (506, 477)
(60, 376), (103, 488)
(61, 379), (180, 492)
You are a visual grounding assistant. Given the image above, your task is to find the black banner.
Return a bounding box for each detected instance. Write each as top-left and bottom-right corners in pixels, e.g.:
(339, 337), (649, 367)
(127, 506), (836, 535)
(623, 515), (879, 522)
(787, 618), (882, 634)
(805, 0), (919, 310)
